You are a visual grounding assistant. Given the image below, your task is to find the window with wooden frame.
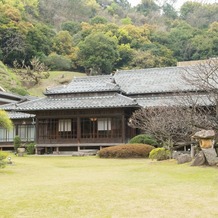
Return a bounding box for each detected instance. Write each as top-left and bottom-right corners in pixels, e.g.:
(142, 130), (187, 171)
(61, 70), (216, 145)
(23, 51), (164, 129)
(81, 117), (113, 139)
(97, 118), (112, 138)
(58, 119), (77, 139)
(0, 126), (16, 142)
(18, 124), (35, 141)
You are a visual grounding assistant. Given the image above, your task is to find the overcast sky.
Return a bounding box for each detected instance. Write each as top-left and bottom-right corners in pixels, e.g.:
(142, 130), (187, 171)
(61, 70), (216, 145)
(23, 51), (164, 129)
(127, 0), (217, 9)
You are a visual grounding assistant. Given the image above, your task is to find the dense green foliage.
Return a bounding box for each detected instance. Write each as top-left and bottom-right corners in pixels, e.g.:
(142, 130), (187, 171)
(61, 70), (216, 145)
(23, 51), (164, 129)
(0, 151), (8, 168)
(13, 135), (21, 152)
(0, 110), (13, 130)
(129, 134), (158, 146)
(26, 143), (35, 155)
(0, 0), (217, 75)
(98, 144), (155, 158)
(44, 54), (72, 71)
(149, 148), (170, 161)
(78, 32), (119, 74)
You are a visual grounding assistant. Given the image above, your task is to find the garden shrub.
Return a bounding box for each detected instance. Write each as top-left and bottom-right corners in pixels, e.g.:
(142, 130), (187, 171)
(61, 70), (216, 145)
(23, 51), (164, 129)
(0, 151), (9, 168)
(44, 53), (72, 71)
(26, 143), (35, 155)
(13, 135), (21, 152)
(149, 148), (170, 161)
(98, 144), (155, 158)
(9, 87), (29, 96)
(129, 134), (158, 146)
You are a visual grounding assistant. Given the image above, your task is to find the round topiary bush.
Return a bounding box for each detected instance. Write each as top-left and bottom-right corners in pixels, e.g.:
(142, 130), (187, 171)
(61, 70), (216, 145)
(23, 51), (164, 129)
(129, 134), (158, 146)
(149, 148), (170, 161)
(98, 144), (155, 158)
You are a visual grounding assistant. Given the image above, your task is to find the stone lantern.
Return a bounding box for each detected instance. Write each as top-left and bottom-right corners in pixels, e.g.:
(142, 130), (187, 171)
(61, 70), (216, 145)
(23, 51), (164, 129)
(192, 130), (215, 149)
(192, 130), (218, 166)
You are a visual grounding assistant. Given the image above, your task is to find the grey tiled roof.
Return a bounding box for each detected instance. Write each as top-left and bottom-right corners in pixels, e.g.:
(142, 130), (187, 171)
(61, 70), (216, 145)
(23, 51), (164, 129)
(14, 94), (137, 111)
(45, 75), (119, 94)
(0, 103), (18, 111)
(7, 112), (35, 119)
(135, 94), (212, 108)
(0, 91), (25, 103)
(3, 66), (215, 112)
(0, 91), (24, 99)
(114, 67), (198, 95)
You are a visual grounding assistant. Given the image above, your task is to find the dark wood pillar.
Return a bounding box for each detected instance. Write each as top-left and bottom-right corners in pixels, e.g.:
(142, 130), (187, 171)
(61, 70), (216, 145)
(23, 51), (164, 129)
(35, 118), (39, 144)
(122, 114), (126, 143)
(77, 117), (81, 143)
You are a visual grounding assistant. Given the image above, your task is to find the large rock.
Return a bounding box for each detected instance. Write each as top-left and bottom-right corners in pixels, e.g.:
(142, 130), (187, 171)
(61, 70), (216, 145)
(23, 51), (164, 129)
(202, 148), (218, 166)
(172, 151), (182, 159)
(191, 151), (206, 166)
(177, 154), (192, 164)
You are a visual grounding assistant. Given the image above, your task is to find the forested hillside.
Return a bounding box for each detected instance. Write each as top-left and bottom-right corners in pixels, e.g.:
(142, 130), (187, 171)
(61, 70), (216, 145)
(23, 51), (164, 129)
(0, 0), (218, 76)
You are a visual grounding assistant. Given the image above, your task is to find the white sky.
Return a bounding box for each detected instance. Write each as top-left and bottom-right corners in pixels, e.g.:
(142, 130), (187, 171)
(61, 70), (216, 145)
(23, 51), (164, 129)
(128, 0), (217, 9)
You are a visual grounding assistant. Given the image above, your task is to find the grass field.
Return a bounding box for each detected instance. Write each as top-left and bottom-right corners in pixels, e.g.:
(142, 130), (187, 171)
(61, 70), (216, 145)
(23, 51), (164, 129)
(27, 71), (85, 97)
(0, 61), (85, 96)
(0, 156), (218, 218)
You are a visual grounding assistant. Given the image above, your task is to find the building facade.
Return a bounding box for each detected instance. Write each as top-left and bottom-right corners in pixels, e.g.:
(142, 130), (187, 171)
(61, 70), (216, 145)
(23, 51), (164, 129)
(0, 66), (212, 154)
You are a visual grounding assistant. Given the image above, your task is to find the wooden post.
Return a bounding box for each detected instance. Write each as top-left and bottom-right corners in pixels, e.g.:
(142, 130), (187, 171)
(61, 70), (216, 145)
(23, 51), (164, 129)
(35, 118), (38, 144)
(122, 114), (125, 143)
(35, 147), (38, 155)
(77, 117), (81, 143)
(191, 144), (195, 158)
(56, 147), (59, 154)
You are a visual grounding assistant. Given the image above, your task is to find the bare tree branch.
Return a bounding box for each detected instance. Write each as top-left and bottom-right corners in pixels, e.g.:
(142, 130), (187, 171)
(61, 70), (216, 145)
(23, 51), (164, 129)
(13, 57), (50, 85)
(129, 105), (216, 147)
(182, 58), (218, 117)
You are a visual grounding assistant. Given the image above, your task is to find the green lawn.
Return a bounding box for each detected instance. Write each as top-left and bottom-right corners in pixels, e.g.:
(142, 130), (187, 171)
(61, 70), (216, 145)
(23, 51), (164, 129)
(1, 156), (218, 218)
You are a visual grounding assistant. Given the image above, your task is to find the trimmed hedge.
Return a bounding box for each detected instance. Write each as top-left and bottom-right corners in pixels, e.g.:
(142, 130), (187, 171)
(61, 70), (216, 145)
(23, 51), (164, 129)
(129, 134), (158, 146)
(98, 144), (155, 158)
(149, 148), (170, 161)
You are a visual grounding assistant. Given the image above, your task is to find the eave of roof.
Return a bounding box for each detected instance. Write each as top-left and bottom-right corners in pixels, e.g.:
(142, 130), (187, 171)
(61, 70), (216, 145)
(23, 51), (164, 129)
(14, 94), (138, 111)
(7, 111), (35, 119)
(0, 91), (24, 100)
(135, 94), (213, 108)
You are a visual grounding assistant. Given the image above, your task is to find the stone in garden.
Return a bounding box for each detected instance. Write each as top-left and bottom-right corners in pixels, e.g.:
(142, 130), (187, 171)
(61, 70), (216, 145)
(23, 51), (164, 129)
(172, 151), (182, 159)
(193, 130), (215, 149)
(193, 130), (215, 139)
(191, 151), (206, 166)
(177, 154), (192, 164)
(202, 148), (218, 166)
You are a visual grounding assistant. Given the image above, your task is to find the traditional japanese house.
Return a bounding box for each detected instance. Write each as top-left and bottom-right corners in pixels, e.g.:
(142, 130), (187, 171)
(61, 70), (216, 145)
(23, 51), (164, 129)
(0, 92), (36, 151)
(3, 65), (212, 154)
(0, 112), (35, 151)
(12, 75), (139, 154)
